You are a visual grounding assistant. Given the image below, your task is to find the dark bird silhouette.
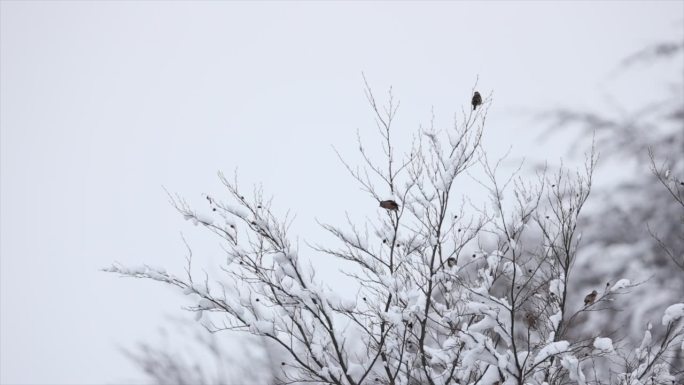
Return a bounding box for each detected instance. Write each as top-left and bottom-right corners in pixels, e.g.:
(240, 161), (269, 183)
(471, 91), (482, 111)
(524, 312), (537, 328)
(584, 290), (598, 306)
(379, 200), (399, 211)
(447, 257), (457, 268)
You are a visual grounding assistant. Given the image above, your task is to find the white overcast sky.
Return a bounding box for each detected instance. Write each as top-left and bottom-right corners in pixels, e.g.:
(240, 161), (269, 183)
(1, 1), (682, 384)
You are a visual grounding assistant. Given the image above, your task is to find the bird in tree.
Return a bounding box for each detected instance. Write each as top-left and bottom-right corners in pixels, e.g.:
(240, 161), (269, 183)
(471, 91), (482, 110)
(584, 290), (598, 306)
(379, 200), (399, 211)
(447, 257), (457, 267)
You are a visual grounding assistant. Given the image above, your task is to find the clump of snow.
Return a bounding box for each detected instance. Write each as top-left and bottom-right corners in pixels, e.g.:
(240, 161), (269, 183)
(250, 320), (274, 335)
(424, 345), (449, 367)
(460, 339), (497, 368)
(549, 311), (563, 331)
(635, 323), (654, 360)
(104, 264), (173, 283)
(225, 204), (249, 219)
(198, 298), (215, 309)
(195, 211), (214, 225)
(384, 307), (404, 326)
(340, 298), (356, 312)
(593, 337), (614, 352)
(317, 367), (330, 377)
(610, 279), (631, 292)
(486, 252), (501, 272)
(549, 278), (564, 298)
(477, 364), (502, 385)
(534, 341), (570, 364)
(273, 252), (289, 266)
(281, 276), (295, 290)
(662, 303), (684, 325)
(509, 238), (518, 249)
(276, 261), (298, 280)
(339, 325), (368, 363)
(502, 261), (521, 278)
(346, 362), (365, 381)
(184, 211), (214, 226)
(561, 355), (586, 385)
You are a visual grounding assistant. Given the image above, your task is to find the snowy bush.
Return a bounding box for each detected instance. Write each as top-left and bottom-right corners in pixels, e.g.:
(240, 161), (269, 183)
(538, 37), (684, 345)
(107, 82), (683, 385)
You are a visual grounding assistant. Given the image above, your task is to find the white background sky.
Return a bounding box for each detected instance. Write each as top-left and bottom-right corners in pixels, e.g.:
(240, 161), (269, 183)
(1, 1), (682, 384)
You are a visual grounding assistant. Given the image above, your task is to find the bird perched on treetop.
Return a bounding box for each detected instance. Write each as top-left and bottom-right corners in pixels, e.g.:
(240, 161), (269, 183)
(471, 91), (482, 111)
(584, 290), (598, 306)
(379, 200), (399, 211)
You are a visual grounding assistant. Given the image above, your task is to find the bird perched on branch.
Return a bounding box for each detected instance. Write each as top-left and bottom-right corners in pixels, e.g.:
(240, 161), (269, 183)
(379, 200), (399, 211)
(584, 290), (598, 306)
(471, 91), (482, 110)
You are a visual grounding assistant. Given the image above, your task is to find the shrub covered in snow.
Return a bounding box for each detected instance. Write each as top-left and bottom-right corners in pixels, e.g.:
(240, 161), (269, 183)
(107, 83), (683, 385)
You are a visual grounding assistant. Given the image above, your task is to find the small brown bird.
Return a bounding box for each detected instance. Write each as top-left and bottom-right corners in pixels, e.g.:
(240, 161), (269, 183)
(584, 290), (598, 306)
(524, 312), (537, 328)
(379, 200), (399, 211)
(471, 91), (482, 111)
